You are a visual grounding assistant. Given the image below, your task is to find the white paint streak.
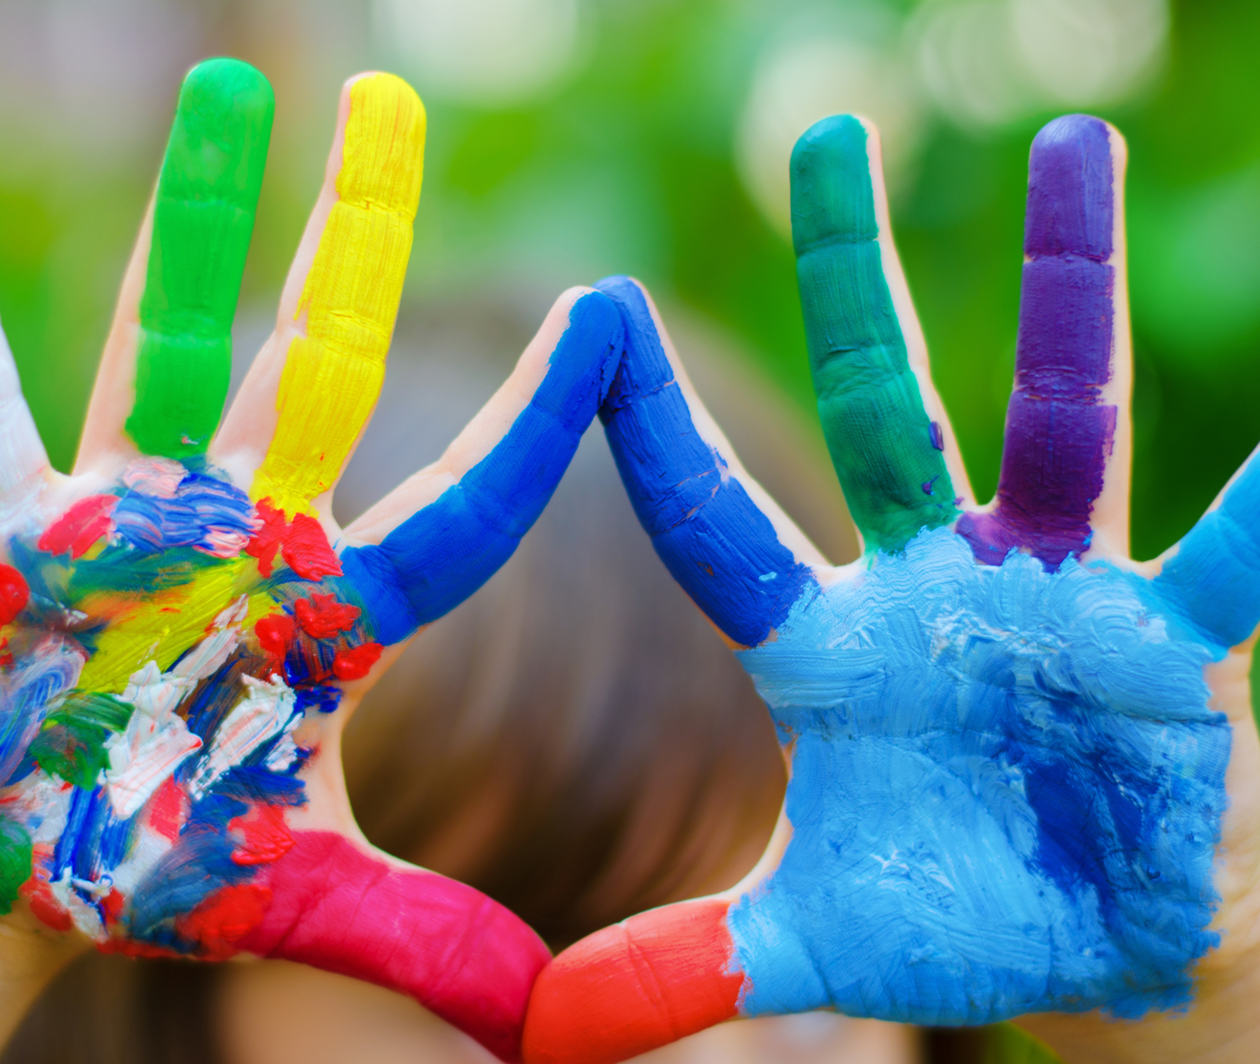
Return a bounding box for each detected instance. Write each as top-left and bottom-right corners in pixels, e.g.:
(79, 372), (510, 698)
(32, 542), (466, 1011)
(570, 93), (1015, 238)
(103, 661), (202, 818)
(187, 674), (296, 800)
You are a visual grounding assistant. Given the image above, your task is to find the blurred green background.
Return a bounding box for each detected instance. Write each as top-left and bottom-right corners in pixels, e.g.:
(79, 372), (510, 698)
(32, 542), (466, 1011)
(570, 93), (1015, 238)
(0, 0), (1257, 561)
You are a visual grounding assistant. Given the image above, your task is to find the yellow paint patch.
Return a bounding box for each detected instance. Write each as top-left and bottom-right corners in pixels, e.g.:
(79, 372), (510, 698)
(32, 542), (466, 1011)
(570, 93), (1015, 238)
(251, 74), (425, 515)
(76, 560), (275, 694)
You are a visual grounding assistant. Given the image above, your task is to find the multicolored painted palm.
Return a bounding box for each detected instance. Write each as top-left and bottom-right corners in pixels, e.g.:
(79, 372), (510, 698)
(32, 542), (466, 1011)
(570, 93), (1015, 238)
(523, 116), (1260, 1063)
(0, 59), (619, 1062)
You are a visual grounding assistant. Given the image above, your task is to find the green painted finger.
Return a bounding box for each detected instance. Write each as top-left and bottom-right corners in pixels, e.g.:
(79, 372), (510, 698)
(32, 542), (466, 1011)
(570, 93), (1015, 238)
(790, 115), (956, 553)
(125, 57), (274, 457)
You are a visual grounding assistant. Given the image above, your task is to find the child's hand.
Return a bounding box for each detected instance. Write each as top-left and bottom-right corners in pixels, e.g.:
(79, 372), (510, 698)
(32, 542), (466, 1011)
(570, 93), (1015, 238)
(523, 115), (1260, 1064)
(0, 59), (619, 1063)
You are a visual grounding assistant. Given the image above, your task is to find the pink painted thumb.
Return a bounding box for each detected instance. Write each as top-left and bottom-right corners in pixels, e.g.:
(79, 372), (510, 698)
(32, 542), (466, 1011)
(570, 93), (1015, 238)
(239, 830), (550, 1062)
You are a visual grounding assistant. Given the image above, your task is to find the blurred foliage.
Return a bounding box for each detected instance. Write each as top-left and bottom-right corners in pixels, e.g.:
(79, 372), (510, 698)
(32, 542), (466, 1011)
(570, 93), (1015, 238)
(0, 0), (1257, 565)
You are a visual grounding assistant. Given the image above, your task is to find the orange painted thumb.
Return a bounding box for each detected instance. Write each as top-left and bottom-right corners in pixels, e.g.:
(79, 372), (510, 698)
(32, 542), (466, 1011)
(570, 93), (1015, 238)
(522, 898), (743, 1064)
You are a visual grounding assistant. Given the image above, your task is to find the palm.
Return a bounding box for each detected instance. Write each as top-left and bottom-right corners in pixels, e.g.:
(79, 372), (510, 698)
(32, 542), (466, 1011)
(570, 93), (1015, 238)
(1, 458), (381, 952)
(524, 114), (1260, 1064)
(0, 59), (619, 1063)
(736, 530), (1227, 1023)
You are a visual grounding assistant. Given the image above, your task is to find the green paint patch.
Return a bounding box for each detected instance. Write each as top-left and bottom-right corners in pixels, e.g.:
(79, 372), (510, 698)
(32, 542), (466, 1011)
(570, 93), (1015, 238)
(30, 692), (134, 790)
(0, 815), (32, 916)
(790, 115), (957, 552)
(126, 57), (274, 458)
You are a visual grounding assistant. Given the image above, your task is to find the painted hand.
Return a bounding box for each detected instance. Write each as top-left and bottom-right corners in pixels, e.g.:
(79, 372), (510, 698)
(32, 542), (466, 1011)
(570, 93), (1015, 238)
(0, 60), (619, 1061)
(523, 116), (1260, 1063)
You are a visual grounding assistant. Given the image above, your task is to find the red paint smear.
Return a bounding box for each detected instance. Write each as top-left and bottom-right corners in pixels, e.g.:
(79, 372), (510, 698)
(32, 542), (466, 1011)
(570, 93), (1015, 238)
(522, 899), (742, 1064)
(230, 803), (295, 865)
(255, 613), (297, 677)
(332, 641), (382, 680)
(239, 831), (549, 1064)
(19, 850), (72, 933)
(246, 498), (287, 576)
(148, 777), (187, 841)
(98, 937), (183, 961)
(294, 593), (360, 638)
(0, 565), (29, 625)
(37, 494), (118, 558)
(246, 498), (342, 581)
(175, 882), (273, 961)
(282, 513), (342, 580)
(101, 888), (126, 927)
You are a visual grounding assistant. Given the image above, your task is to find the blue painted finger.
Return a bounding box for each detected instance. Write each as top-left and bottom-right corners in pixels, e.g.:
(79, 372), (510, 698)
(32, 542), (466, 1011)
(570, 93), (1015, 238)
(340, 291), (622, 645)
(1154, 446), (1260, 649)
(596, 275), (816, 648)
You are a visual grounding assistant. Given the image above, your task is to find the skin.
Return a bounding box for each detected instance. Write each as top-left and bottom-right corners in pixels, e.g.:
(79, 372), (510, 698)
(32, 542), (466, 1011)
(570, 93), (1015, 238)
(0, 60), (621, 1063)
(521, 116), (1260, 1064)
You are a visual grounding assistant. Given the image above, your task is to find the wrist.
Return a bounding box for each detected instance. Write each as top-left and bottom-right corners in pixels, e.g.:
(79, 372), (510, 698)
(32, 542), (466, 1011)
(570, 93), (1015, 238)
(0, 908), (83, 1048)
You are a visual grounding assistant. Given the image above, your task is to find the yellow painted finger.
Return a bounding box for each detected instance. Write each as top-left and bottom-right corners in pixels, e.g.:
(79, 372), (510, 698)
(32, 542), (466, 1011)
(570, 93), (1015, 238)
(251, 73), (425, 515)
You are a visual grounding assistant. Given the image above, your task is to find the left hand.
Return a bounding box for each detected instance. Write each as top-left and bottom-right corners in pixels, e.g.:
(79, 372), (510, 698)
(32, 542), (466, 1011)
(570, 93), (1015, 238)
(0, 59), (620, 1063)
(523, 115), (1260, 1064)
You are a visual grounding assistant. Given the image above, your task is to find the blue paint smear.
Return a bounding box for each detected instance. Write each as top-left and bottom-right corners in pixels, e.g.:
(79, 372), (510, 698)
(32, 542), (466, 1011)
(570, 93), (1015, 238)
(596, 276), (816, 647)
(126, 829), (253, 941)
(1155, 448), (1260, 648)
(341, 290), (622, 644)
(729, 528), (1230, 1024)
(113, 468), (255, 555)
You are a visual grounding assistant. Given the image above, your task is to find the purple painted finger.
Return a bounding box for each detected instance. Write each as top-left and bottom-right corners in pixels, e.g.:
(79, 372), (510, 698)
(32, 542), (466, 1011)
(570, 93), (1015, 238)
(959, 115), (1125, 567)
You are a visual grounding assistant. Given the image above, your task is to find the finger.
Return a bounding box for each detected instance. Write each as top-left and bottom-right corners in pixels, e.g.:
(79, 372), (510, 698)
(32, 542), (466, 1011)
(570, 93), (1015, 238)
(1153, 444), (1260, 650)
(76, 58), (273, 468)
(958, 115), (1131, 567)
(595, 275), (824, 650)
(222, 73), (424, 518)
(339, 287), (621, 646)
(0, 319), (52, 518)
(235, 831), (548, 1063)
(522, 898), (742, 1064)
(790, 115), (965, 555)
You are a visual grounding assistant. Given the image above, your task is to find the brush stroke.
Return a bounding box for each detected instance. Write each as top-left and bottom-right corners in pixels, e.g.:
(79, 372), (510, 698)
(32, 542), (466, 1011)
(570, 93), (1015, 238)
(728, 527), (1228, 1022)
(958, 115), (1118, 567)
(790, 116), (956, 552)
(1154, 445), (1260, 648)
(240, 831), (550, 1064)
(595, 276), (815, 647)
(251, 74), (425, 515)
(125, 58), (273, 457)
(340, 290), (622, 645)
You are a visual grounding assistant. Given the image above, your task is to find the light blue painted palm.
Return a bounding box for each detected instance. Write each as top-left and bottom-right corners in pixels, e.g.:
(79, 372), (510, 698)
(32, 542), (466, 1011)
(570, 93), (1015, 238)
(729, 528), (1230, 1023)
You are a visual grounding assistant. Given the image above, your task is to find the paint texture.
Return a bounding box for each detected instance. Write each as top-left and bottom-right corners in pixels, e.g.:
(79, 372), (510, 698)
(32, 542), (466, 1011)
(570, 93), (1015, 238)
(0, 457), (379, 954)
(523, 899), (741, 1064)
(341, 290), (622, 644)
(1155, 445), (1260, 648)
(790, 116), (956, 552)
(730, 528), (1229, 1023)
(958, 115), (1118, 567)
(595, 276), (815, 647)
(251, 74), (424, 515)
(241, 831), (549, 1063)
(126, 59), (273, 457)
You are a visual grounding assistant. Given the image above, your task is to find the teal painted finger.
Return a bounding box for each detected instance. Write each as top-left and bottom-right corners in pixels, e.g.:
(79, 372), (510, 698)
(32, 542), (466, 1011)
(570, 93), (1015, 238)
(790, 115), (957, 553)
(125, 58), (274, 457)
